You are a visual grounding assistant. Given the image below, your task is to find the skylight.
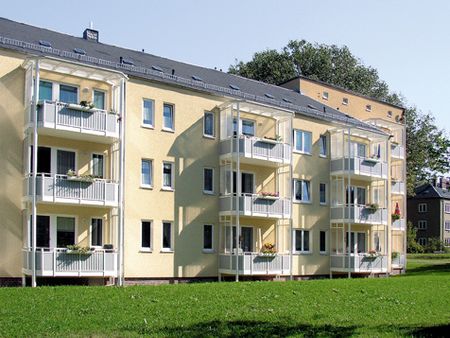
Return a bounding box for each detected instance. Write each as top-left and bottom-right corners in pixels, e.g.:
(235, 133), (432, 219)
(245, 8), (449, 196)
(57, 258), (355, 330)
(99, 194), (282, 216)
(38, 40), (52, 48)
(151, 65), (163, 72)
(264, 93), (275, 99)
(307, 104), (318, 110)
(73, 48), (86, 55)
(229, 84), (240, 90)
(192, 75), (203, 82)
(120, 57), (134, 66)
(282, 98), (292, 103)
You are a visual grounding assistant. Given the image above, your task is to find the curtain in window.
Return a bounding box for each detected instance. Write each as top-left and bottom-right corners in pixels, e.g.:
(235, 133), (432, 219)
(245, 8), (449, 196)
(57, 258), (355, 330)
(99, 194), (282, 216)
(320, 135), (327, 155)
(204, 113), (214, 136)
(162, 222), (171, 249)
(304, 132), (312, 153)
(295, 130), (303, 151)
(163, 104), (173, 129)
(302, 181), (310, 201)
(141, 160), (151, 185)
(295, 180), (302, 201)
(57, 150), (75, 175)
(143, 100), (154, 125)
(92, 154), (104, 178)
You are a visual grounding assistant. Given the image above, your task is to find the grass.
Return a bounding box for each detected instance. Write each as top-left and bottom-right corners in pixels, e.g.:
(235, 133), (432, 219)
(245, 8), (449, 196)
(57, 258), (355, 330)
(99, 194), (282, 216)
(0, 255), (448, 337)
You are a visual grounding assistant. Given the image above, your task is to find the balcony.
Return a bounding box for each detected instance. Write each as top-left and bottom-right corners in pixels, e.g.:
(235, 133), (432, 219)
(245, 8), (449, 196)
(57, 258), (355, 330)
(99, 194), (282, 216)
(331, 205), (388, 225)
(31, 101), (119, 143)
(391, 144), (405, 160)
(26, 174), (119, 207)
(220, 137), (291, 167)
(219, 253), (290, 275)
(22, 248), (117, 277)
(391, 180), (405, 195)
(219, 194), (291, 219)
(330, 157), (388, 181)
(331, 254), (388, 273)
(392, 218), (406, 231)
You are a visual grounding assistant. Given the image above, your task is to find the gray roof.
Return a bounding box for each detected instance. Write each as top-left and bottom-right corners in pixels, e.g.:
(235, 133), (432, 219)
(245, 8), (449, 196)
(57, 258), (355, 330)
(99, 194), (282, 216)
(0, 17), (385, 135)
(413, 183), (450, 200)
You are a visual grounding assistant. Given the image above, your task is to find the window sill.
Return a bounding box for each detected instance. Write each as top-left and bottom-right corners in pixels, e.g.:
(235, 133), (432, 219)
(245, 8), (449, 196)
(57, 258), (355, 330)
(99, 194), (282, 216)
(202, 249), (215, 254)
(139, 249), (153, 253)
(320, 252), (328, 256)
(319, 155), (328, 159)
(320, 203), (328, 206)
(161, 187), (174, 192)
(160, 249), (174, 253)
(293, 252), (312, 255)
(293, 200), (312, 205)
(140, 185), (153, 190)
(203, 191), (215, 195)
(141, 124), (154, 130)
(203, 134), (215, 140)
(293, 150), (312, 156)
(162, 128), (175, 133)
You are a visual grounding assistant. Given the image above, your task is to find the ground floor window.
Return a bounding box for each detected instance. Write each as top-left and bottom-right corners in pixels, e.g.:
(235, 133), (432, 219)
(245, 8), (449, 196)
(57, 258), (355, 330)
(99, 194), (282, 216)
(162, 222), (173, 251)
(203, 224), (213, 252)
(294, 230), (310, 253)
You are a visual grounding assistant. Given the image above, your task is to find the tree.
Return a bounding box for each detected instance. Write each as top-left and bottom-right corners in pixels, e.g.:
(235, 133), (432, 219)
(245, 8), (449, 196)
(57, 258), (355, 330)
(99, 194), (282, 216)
(229, 40), (450, 195)
(406, 221), (423, 253)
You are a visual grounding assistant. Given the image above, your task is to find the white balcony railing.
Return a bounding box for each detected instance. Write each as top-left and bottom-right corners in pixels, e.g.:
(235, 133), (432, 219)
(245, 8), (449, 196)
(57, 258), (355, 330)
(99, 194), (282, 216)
(22, 248), (118, 277)
(331, 205), (388, 225)
(26, 174), (119, 207)
(391, 144), (405, 160)
(32, 101), (119, 140)
(220, 137), (291, 166)
(392, 218), (406, 231)
(330, 157), (388, 180)
(219, 253), (290, 275)
(391, 181), (405, 195)
(219, 194), (291, 218)
(331, 254), (388, 273)
(392, 254), (406, 267)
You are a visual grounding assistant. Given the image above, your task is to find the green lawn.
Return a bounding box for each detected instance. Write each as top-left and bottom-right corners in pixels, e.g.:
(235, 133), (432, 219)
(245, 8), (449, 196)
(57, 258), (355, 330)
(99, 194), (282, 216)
(0, 256), (449, 337)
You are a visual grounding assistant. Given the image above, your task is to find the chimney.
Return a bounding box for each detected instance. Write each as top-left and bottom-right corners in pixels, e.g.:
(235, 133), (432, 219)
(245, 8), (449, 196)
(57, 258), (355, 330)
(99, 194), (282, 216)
(83, 28), (99, 42)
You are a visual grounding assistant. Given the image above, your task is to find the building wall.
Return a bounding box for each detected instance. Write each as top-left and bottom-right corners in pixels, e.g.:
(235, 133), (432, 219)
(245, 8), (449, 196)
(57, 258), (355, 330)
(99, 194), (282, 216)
(407, 198), (441, 242)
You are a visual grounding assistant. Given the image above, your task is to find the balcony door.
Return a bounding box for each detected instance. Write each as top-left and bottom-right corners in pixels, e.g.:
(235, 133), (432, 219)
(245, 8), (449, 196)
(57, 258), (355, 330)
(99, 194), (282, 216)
(232, 171), (254, 194)
(225, 226), (254, 253)
(345, 232), (366, 254)
(29, 147), (75, 176)
(346, 186), (366, 206)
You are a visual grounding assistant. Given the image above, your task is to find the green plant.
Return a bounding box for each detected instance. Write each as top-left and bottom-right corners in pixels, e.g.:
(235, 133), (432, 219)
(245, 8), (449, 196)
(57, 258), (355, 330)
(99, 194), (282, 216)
(66, 169), (76, 177)
(261, 243), (276, 254)
(365, 203), (379, 213)
(407, 221), (424, 253)
(66, 245), (91, 254)
(391, 213), (401, 221)
(391, 251), (400, 260)
(424, 238), (445, 253)
(80, 100), (95, 109)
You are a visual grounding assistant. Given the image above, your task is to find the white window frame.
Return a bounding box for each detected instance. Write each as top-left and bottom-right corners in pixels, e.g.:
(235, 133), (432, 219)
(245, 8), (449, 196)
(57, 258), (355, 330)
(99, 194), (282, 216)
(92, 89), (106, 110)
(233, 118), (255, 137)
(58, 82), (80, 104)
(319, 183), (327, 205)
(444, 203), (450, 214)
(418, 238), (427, 246)
(140, 159), (153, 189)
(203, 167), (214, 195)
(293, 129), (312, 154)
(322, 91), (329, 100)
(444, 221), (450, 232)
(319, 230), (327, 254)
(162, 103), (175, 132)
(91, 153), (105, 178)
(90, 217), (103, 248)
(202, 224), (214, 253)
(162, 161), (175, 191)
(417, 220), (428, 230)
(293, 179), (311, 203)
(418, 203), (427, 213)
(142, 98), (155, 129)
(161, 221), (173, 252)
(140, 220), (152, 252)
(293, 229), (311, 254)
(203, 111), (215, 138)
(55, 215), (78, 249)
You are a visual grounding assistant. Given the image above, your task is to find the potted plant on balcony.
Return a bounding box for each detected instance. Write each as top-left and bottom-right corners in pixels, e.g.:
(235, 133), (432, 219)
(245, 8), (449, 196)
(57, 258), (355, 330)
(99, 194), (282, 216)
(391, 213), (401, 222)
(391, 251), (400, 260)
(66, 170), (96, 183)
(364, 249), (379, 260)
(365, 203), (379, 214)
(258, 192), (279, 200)
(66, 245), (92, 255)
(259, 243), (277, 257)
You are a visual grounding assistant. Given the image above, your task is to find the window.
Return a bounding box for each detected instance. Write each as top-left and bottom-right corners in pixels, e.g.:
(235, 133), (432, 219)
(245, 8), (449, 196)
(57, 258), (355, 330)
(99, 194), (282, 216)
(59, 84), (78, 104)
(417, 220), (428, 230)
(445, 203), (450, 213)
(163, 103), (174, 131)
(141, 159), (153, 187)
(351, 142), (367, 157)
(56, 216), (75, 248)
(142, 99), (154, 127)
(203, 168), (214, 194)
(57, 150), (76, 175)
(418, 203), (427, 213)
(319, 183), (327, 205)
(444, 221), (450, 231)
(91, 218), (103, 247)
(232, 171), (254, 194)
(365, 104), (372, 112)
(162, 162), (174, 190)
(346, 186), (366, 205)
(93, 90), (105, 110)
(294, 129), (312, 154)
(294, 230), (310, 253)
(39, 80), (53, 101)
(342, 97), (348, 105)
(203, 224), (213, 252)
(203, 112), (215, 137)
(322, 91), (329, 100)
(141, 221), (152, 250)
(418, 238), (427, 246)
(387, 111), (393, 118)
(320, 231), (327, 253)
(294, 179), (311, 203)
(319, 134), (327, 157)
(91, 154), (104, 178)
(162, 222), (173, 251)
(233, 118), (255, 136)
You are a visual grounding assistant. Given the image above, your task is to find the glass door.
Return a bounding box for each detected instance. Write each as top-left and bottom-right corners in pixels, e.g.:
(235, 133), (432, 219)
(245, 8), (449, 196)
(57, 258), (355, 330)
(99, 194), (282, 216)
(346, 232), (366, 254)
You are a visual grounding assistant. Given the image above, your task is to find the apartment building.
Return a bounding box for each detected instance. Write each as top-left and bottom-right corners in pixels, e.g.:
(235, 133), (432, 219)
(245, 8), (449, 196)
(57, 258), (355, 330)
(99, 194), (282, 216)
(281, 76), (407, 271)
(408, 180), (450, 248)
(0, 18), (406, 286)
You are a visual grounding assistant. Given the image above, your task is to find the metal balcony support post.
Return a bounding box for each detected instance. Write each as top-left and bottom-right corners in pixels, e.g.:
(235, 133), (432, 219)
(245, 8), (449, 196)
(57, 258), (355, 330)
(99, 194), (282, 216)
(235, 102), (241, 282)
(31, 58), (40, 288)
(347, 127), (352, 278)
(289, 113), (294, 281)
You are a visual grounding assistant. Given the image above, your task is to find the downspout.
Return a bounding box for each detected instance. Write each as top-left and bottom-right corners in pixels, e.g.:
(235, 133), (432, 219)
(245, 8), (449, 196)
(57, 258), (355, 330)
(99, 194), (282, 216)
(31, 58), (40, 288)
(347, 127), (352, 278)
(235, 102), (240, 282)
(118, 78), (126, 286)
(289, 113), (294, 280)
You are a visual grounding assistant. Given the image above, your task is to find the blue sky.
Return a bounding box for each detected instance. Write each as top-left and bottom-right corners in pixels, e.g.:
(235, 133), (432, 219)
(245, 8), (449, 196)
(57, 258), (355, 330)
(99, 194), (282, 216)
(2, 0), (449, 129)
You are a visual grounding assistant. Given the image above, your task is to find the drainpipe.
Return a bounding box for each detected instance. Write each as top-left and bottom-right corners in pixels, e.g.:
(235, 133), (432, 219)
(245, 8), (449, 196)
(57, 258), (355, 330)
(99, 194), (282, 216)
(347, 127), (352, 278)
(31, 58), (40, 288)
(235, 102), (240, 282)
(117, 78), (126, 286)
(289, 113), (294, 280)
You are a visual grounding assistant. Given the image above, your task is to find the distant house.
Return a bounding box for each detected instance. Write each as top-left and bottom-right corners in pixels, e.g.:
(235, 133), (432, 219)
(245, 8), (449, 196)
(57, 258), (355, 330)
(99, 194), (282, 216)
(407, 181), (450, 248)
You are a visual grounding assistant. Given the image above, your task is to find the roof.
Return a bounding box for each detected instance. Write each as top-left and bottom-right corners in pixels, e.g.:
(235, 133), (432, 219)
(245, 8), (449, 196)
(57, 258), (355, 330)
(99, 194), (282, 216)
(412, 183), (450, 200)
(280, 75), (405, 111)
(0, 17), (386, 135)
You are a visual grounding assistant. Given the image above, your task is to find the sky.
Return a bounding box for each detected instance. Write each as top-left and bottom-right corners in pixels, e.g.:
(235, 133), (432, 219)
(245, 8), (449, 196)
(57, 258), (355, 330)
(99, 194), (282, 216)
(2, 0), (449, 130)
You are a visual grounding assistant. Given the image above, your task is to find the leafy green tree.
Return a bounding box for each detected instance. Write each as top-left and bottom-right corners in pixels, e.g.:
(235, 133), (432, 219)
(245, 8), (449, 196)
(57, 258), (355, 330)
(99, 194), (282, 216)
(406, 221), (423, 253)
